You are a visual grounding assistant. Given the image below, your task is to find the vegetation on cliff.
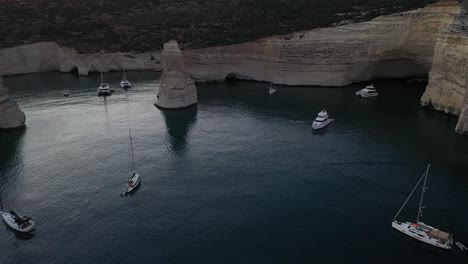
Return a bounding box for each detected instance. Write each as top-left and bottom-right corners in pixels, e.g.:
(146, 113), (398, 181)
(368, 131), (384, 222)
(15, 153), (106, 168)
(0, 0), (436, 53)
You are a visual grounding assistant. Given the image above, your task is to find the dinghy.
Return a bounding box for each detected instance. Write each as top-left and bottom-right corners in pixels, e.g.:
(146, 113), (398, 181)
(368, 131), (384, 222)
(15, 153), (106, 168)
(62, 90), (70, 97)
(456, 242), (467, 251)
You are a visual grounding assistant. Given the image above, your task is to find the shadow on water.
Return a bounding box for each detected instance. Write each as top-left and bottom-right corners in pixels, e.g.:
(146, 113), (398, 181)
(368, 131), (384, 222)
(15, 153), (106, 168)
(161, 107), (198, 155)
(0, 130), (25, 186)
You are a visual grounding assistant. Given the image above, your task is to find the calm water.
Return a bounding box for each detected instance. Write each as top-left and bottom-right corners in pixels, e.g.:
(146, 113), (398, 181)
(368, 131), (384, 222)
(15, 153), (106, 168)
(1, 72), (467, 264)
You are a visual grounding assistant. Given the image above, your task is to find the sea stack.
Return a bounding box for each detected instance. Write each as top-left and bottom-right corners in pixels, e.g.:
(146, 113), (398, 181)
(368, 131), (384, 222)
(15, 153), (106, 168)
(0, 77), (26, 130)
(155, 40), (197, 110)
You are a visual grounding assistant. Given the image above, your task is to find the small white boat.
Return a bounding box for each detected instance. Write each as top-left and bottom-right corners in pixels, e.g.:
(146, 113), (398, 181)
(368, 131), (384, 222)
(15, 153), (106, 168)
(356, 84), (378, 98)
(268, 82), (276, 95)
(122, 129), (141, 195)
(392, 165), (454, 250)
(97, 71), (112, 96)
(456, 242), (467, 251)
(120, 68), (132, 89)
(312, 110), (334, 130)
(62, 90), (70, 97)
(1, 210), (35, 233)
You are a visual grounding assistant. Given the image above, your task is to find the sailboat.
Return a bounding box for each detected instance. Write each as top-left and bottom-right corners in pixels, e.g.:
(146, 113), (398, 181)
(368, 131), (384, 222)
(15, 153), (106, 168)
(392, 164), (454, 249)
(266, 39), (277, 95)
(97, 70), (111, 96)
(122, 129), (140, 195)
(268, 81), (277, 95)
(0, 191), (35, 233)
(120, 67), (132, 89)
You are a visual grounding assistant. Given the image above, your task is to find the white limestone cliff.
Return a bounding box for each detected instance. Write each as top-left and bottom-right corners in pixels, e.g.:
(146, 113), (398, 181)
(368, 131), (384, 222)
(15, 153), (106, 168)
(0, 77), (25, 130)
(155, 40), (197, 110)
(184, 2), (461, 86)
(0, 42), (161, 76)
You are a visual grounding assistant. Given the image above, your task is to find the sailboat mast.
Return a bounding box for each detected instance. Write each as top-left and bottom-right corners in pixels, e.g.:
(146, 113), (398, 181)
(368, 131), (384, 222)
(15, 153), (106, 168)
(129, 129), (136, 171)
(101, 71), (104, 84)
(416, 164), (430, 223)
(123, 67), (126, 78)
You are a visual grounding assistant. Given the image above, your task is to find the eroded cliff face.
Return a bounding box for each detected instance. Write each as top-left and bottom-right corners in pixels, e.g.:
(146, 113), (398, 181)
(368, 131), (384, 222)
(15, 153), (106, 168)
(155, 41), (197, 110)
(0, 77), (25, 130)
(0, 42), (161, 76)
(420, 9), (468, 135)
(184, 2), (461, 86)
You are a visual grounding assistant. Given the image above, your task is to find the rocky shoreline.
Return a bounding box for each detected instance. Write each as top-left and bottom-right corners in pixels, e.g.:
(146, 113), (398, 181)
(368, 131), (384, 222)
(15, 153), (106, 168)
(0, 77), (25, 130)
(0, 1), (467, 134)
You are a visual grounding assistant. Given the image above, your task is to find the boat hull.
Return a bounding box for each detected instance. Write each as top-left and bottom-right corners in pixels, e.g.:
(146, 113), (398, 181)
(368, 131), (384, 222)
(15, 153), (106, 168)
(1, 212), (35, 233)
(312, 119), (333, 130)
(355, 91), (378, 98)
(391, 221), (452, 250)
(120, 83), (132, 89)
(124, 172), (141, 194)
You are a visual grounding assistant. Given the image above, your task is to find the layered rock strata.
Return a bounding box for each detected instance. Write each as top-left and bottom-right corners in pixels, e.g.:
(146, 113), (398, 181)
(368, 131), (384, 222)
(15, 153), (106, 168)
(0, 77), (25, 130)
(0, 42), (161, 76)
(155, 41), (197, 110)
(184, 2), (461, 86)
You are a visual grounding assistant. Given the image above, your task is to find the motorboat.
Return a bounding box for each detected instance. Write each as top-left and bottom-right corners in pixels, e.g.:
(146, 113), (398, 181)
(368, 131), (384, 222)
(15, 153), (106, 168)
(1, 210), (35, 233)
(356, 84), (378, 98)
(120, 68), (132, 89)
(312, 110), (334, 130)
(392, 165), (454, 250)
(62, 90), (70, 97)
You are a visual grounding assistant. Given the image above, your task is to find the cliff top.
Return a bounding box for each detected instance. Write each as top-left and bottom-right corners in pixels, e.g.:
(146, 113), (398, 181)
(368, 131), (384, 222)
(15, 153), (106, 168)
(0, 0), (437, 53)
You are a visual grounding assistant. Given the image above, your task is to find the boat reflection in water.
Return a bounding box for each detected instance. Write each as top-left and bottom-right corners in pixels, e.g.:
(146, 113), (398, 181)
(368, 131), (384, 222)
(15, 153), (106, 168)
(161, 107), (198, 155)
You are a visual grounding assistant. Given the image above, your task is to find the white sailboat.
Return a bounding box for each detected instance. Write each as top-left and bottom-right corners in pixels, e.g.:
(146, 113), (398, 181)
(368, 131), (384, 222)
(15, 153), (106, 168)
(97, 71), (111, 96)
(120, 67), (132, 89)
(268, 81), (277, 95)
(122, 129), (140, 195)
(0, 192), (34, 233)
(312, 110), (334, 130)
(392, 165), (454, 250)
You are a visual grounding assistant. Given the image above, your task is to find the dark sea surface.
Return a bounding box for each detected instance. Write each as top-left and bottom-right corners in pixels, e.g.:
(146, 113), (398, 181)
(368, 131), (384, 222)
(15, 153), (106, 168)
(0, 72), (467, 264)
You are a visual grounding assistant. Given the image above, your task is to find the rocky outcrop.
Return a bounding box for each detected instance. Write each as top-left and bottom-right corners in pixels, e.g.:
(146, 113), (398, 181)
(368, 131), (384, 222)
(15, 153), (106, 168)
(0, 77), (25, 130)
(420, 2), (468, 135)
(155, 41), (197, 110)
(184, 2), (461, 86)
(0, 42), (161, 76)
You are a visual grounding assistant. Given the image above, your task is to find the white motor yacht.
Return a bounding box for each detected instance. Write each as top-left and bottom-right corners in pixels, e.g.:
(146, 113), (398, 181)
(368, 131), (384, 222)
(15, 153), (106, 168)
(312, 110), (334, 130)
(356, 84), (378, 98)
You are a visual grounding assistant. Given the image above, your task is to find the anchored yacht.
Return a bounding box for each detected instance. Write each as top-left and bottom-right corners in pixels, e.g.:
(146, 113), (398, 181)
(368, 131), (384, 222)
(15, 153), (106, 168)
(120, 68), (132, 89)
(312, 110), (334, 130)
(392, 165), (454, 250)
(356, 84), (378, 98)
(97, 71), (111, 96)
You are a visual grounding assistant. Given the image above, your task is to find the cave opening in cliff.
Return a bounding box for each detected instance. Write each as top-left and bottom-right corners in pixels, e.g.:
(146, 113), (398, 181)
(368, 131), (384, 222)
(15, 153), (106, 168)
(370, 52), (430, 81)
(225, 73), (239, 82)
(69, 66), (79, 75)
